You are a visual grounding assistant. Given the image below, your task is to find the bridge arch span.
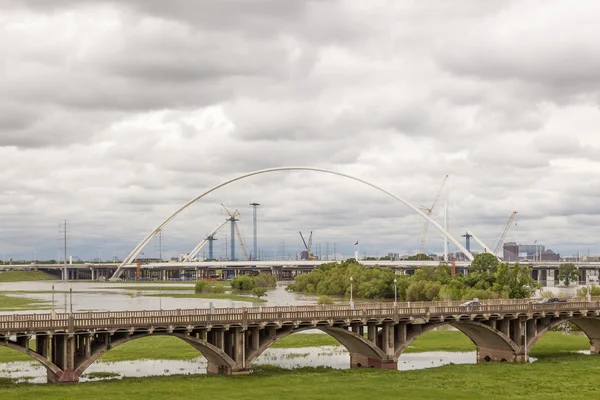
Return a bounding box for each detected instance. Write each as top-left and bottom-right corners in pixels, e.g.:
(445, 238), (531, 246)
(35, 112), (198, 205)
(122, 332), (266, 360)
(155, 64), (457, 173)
(527, 316), (600, 353)
(0, 340), (62, 376)
(74, 332), (235, 379)
(244, 326), (386, 367)
(394, 321), (520, 362)
(111, 166), (473, 280)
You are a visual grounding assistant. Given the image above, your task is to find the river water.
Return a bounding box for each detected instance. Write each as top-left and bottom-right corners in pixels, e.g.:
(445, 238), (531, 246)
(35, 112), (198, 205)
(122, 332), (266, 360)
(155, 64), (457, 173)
(0, 281), (322, 314)
(0, 346), (479, 384)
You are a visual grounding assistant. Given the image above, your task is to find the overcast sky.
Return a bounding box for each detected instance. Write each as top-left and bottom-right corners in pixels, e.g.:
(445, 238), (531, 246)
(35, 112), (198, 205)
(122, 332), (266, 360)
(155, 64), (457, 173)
(1, 0), (600, 262)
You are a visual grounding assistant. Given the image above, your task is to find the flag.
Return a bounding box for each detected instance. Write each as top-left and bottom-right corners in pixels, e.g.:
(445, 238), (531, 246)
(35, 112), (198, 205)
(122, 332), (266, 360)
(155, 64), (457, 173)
(354, 241), (359, 246)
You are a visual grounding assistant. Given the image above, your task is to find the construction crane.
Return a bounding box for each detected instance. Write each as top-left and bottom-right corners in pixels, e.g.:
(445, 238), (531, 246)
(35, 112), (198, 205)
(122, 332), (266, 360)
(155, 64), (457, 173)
(493, 211), (518, 257)
(417, 175), (449, 260)
(184, 218), (228, 262)
(221, 204), (249, 261)
(299, 231), (314, 260)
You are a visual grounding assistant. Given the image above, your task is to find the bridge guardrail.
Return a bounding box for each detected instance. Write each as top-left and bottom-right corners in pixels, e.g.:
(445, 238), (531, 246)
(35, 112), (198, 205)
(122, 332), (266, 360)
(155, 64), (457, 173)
(3, 301), (600, 332)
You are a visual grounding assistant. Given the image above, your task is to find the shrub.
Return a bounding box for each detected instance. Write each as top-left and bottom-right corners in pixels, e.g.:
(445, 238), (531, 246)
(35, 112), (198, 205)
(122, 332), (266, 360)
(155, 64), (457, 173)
(254, 273), (277, 288)
(209, 285), (225, 294)
(231, 276), (255, 291)
(317, 295), (334, 305)
(194, 281), (209, 294)
(252, 287), (267, 299)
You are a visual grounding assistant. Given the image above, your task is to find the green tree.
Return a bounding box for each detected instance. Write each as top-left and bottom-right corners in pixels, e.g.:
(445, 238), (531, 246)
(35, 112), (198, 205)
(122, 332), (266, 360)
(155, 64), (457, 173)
(558, 263), (580, 286)
(469, 253), (499, 275)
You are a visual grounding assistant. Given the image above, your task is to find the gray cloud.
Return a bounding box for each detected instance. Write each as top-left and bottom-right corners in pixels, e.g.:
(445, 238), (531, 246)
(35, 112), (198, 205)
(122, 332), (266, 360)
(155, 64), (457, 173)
(1, 1), (600, 261)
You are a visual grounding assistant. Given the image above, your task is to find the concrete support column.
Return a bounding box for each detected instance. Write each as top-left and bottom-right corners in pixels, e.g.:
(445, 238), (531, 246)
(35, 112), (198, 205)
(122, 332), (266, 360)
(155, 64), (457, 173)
(381, 322), (394, 356)
(395, 322), (407, 347)
(216, 330), (225, 351)
(351, 322), (361, 334)
(367, 323), (377, 345)
(590, 340), (600, 354)
(233, 328), (243, 364)
(48, 334), (80, 383)
(36, 335), (49, 359)
(251, 328), (260, 351)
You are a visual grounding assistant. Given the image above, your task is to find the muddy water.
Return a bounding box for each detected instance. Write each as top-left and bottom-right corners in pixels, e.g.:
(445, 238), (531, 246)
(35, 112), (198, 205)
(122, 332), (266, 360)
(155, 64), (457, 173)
(0, 346), (479, 384)
(0, 281), (320, 314)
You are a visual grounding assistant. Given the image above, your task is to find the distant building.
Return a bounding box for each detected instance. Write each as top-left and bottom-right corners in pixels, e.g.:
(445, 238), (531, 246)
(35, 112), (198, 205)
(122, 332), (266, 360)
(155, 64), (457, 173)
(540, 249), (560, 262)
(503, 242), (519, 262)
(518, 244), (545, 260)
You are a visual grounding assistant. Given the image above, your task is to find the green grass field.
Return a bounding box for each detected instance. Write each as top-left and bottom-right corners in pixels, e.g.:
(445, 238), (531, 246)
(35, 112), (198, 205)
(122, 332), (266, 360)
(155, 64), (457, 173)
(0, 270), (56, 282)
(0, 293), (50, 311)
(0, 354), (599, 399)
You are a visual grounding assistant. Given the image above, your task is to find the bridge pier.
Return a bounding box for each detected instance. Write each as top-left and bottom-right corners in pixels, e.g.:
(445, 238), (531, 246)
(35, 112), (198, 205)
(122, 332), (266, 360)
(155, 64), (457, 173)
(350, 354), (397, 369)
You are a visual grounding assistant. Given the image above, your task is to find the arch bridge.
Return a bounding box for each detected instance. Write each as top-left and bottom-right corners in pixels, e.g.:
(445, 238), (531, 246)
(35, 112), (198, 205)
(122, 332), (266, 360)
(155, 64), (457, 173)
(2, 301), (600, 383)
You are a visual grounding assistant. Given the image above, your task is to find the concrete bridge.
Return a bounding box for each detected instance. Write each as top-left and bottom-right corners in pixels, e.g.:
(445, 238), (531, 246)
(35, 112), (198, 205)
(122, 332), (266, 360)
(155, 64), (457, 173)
(2, 300), (600, 383)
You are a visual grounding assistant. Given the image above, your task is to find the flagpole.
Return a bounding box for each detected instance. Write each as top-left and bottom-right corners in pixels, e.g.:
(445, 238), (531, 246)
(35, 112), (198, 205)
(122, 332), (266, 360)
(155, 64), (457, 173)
(354, 241), (359, 261)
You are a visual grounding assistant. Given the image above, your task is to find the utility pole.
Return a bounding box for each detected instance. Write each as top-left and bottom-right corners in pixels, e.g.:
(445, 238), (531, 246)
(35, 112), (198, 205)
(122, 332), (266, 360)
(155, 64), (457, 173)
(59, 220), (69, 281)
(250, 203), (260, 261)
(333, 242), (337, 261)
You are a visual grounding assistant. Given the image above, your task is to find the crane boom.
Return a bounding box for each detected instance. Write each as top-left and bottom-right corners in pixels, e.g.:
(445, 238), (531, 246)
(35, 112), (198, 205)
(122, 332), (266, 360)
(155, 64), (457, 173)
(184, 219), (229, 261)
(234, 222), (249, 261)
(417, 175), (449, 259)
(494, 211), (518, 256)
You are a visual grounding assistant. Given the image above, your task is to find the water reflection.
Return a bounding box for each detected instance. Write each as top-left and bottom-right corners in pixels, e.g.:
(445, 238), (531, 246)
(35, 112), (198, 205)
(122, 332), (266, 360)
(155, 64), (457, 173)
(0, 346), (479, 384)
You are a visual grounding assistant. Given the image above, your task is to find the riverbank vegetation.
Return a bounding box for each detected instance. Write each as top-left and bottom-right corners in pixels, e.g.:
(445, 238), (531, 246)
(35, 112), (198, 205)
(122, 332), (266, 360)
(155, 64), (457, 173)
(0, 293), (50, 311)
(0, 270), (56, 282)
(230, 274), (277, 291)
(287, 255), (539, 301)
(0, 353), (599, 399)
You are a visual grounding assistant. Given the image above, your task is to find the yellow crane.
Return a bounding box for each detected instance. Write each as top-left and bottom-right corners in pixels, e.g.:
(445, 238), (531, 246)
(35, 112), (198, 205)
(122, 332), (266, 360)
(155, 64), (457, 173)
(299, 231), (314, 260)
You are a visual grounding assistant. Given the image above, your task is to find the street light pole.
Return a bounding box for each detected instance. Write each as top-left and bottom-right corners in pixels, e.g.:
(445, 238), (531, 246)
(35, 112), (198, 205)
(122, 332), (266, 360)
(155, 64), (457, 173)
(69, 288), (73, 314)
(350, 276), (354, 309)
(51, 285), (55, 318)
(394, 278), (397, 306)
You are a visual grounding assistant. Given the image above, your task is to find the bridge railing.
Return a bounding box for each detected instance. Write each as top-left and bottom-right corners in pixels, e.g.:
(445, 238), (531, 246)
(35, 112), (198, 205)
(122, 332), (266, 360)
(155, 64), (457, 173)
(3, 301), (600, 332)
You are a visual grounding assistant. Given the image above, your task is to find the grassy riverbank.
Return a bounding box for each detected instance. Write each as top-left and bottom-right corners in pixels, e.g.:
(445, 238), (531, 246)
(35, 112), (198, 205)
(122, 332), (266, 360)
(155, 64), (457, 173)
(0, 331), (590, 364)
(0, 293), (50, 311)
(0, 270), (56, 282)
(1, 354), (599, 399)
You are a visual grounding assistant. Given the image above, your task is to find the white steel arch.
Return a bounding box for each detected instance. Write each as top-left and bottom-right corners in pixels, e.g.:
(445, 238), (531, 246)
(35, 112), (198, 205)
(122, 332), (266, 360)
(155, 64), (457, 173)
(110, 167), (473, 280)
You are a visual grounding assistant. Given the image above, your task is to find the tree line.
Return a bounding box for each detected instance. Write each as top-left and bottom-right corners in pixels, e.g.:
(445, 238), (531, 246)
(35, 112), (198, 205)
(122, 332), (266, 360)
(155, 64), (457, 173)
(287, 253), (542, 301)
